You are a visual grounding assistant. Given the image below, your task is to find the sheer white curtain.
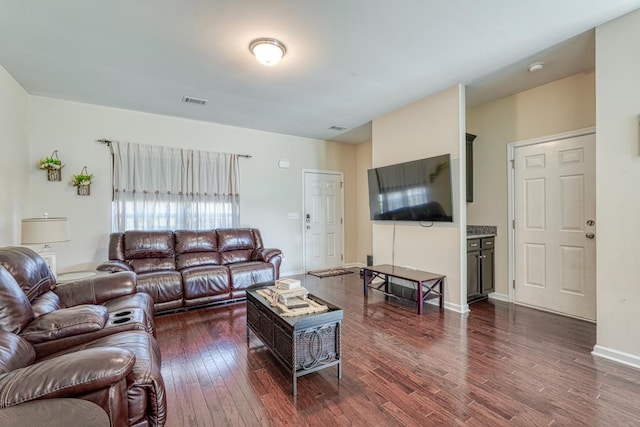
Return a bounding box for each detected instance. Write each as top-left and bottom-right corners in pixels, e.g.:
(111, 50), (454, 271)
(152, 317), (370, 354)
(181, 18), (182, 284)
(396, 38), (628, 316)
(112, 142), (240, 232)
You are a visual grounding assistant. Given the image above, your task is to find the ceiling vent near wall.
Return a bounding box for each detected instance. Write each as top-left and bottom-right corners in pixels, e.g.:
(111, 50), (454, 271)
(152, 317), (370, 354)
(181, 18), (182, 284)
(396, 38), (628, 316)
(182, 96), (208, 105)
(329, 125), (347, 131)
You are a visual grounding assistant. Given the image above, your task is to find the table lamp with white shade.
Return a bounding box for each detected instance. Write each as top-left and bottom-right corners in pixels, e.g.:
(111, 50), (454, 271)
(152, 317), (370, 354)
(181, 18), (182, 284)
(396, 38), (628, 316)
(21, 214), (70, 276)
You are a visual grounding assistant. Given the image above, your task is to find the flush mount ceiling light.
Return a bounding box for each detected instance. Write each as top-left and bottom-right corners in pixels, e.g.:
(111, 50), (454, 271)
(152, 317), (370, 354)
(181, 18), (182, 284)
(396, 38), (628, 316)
(528, 62), (544, 73)
(249, 38), (287, 66)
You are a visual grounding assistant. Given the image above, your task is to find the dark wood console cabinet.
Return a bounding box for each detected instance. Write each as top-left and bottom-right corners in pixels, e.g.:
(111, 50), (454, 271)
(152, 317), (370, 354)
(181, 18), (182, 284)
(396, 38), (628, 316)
(467, 236), (494, 303)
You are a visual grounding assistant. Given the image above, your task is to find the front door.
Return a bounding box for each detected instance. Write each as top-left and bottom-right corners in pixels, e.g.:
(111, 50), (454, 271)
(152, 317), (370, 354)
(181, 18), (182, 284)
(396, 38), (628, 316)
(303, 171), (343, 272)
(514, 133), (596, 320)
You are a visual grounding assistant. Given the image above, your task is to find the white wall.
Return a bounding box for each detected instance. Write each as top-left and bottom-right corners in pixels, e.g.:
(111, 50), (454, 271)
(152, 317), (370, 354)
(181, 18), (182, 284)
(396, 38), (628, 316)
(0, 65), (30, 245)
(372, 85), (466, 311)
(466, 71), (595, 296)
(27, 96), (357, 275)
(594, 9), (640, 364)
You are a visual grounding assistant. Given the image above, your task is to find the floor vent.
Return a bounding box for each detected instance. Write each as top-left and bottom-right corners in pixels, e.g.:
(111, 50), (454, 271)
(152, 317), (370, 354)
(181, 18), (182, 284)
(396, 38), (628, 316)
(182, 96), (208, 105)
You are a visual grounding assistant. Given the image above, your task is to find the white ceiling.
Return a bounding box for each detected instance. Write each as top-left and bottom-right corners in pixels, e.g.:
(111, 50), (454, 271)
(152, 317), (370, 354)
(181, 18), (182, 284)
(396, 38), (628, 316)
(1, 1), (638, 144)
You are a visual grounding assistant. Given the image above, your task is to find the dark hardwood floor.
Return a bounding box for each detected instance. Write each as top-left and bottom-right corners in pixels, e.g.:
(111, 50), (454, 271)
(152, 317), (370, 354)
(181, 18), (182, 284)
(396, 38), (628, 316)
(155, 269), (640, 426)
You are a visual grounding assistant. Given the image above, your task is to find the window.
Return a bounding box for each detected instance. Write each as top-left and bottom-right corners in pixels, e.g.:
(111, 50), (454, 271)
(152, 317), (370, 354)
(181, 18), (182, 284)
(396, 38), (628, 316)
(111, 142), (240, 232)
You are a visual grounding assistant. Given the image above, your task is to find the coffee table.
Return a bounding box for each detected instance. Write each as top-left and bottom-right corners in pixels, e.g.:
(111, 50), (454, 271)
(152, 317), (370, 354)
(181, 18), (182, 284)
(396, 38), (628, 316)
(246, 283), (343, 395)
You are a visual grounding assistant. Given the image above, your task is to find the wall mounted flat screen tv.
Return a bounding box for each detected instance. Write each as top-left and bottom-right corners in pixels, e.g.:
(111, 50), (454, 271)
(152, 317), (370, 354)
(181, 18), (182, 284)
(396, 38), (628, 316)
(367, 154), (453, 222)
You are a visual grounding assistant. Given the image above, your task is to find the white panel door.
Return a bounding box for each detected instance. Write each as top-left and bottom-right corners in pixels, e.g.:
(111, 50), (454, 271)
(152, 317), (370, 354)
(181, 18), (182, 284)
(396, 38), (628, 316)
(514, 134), (596, 320)
(304, 172), (343, 272)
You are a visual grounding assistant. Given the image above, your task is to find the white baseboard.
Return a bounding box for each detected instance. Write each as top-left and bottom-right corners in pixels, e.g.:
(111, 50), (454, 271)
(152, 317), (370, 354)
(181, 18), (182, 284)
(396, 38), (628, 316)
(592, 345), (640, 370)
(425, 298), (468, 314)
(281, 269), (305, 277)
(488, 292), (510, 302)
(448, 302), (470, 314)
(344, 262), (365, 268)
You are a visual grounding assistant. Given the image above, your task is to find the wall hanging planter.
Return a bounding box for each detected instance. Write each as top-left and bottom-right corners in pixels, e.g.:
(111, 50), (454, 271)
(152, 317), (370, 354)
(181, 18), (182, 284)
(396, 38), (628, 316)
(39, 150), (64, 181)
(72, 166), (93, 196)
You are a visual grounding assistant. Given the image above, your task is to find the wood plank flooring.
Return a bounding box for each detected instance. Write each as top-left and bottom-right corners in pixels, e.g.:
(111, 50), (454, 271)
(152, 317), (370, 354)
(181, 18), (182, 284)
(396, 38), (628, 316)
(155, 269), (640, 426)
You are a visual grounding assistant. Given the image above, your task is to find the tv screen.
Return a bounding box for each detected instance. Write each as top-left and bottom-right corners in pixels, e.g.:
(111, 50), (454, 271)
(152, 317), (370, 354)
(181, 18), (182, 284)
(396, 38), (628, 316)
(367, 154), (453, 222)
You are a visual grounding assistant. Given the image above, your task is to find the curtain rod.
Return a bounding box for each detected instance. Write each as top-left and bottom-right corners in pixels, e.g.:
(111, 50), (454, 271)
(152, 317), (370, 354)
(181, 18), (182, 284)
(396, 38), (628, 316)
(96, 138), (252, 158)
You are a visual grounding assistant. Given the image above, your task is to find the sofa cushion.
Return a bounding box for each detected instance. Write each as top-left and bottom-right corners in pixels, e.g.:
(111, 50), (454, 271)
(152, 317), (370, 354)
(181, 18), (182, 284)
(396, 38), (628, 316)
(129, 257), (176, 273)
(175, 230), (221, 269)
(0, 330), (35, 374)
(181, 266), (230, 301)
(0, 265), (35, 334)
(108, 232), (125, 261)
(136, 271), (183, 306)
(175, 230), (217, 253)
(0, 247), (55, 301)
(20, 305), (109, 345)
(228, 261), (275, 295)
(217, 229), (256, 251)
(124, 231), (175, 260)
(221, 250), (253, 265)
(30, 291), (62, 318)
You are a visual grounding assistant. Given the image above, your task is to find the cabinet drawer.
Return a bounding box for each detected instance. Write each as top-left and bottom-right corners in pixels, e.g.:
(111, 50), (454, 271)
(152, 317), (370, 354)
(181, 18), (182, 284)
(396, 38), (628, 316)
(467, 239), (481, 251)
(481, 237), (494, 249)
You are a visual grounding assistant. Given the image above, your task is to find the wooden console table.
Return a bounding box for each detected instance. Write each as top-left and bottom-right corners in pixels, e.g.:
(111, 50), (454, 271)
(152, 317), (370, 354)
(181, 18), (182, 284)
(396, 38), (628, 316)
(362, 264), (445, 315)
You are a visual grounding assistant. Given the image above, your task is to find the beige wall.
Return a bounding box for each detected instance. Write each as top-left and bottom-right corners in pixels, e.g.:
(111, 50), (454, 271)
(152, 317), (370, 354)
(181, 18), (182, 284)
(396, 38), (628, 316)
(466, 71), (595, 296)
(26, 96), (358, 275)
(372, 85), (466, 310)
(355, 140), (373, 265)
(0, 65), (31, 246)
(594, 9), (640, 363)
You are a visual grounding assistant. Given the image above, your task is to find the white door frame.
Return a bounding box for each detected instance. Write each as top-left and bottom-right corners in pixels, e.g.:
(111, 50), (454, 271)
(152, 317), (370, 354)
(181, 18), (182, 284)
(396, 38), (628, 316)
(302, 169), (345, 272)
(506, 127), (595, 302)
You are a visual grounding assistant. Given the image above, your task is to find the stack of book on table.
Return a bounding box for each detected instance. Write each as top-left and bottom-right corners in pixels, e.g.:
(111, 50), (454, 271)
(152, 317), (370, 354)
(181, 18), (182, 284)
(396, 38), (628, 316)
(255, 279), (329, 316)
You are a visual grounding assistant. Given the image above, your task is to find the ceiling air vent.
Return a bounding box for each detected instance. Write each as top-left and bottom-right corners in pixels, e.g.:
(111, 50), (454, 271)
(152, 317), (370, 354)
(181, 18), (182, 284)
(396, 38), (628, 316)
(329, 125), (347, 131)
(182, 96), (208, 105)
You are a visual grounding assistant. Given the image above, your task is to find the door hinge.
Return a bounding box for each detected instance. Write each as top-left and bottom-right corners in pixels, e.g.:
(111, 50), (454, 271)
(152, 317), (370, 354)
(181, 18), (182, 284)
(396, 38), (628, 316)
(510, 159), (515, 169)
(340, 181), (344, 188)
(512, 279), (516, 289)
(512, 219), (515, 229)
(341, 218), (343, 224)
(341, 254), (344, 261)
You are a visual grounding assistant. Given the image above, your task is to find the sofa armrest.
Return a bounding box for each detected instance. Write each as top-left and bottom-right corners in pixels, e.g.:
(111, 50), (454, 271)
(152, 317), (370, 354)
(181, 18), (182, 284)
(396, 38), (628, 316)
(20, 305), (109, 345)
(54, 272), (137, 306)
(96, 260), (132, 273)
(0, 347), (135, 408)
(253, 248), (282, 263)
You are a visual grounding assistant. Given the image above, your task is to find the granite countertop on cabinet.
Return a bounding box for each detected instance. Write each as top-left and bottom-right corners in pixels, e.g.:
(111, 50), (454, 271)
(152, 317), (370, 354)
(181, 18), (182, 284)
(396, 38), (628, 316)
(467, 225), (497, 239)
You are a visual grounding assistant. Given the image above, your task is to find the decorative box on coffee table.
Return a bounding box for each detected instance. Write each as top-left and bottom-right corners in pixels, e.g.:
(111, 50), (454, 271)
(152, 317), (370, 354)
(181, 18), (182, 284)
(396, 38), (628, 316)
(246, 283), (343, 395)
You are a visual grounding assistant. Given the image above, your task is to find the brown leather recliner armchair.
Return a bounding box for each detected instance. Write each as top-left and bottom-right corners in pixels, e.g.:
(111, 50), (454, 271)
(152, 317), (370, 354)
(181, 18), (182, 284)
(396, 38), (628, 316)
(0, 246), (154, 358)
(0, 247), (166, 426)
(0, 329), (133, 425)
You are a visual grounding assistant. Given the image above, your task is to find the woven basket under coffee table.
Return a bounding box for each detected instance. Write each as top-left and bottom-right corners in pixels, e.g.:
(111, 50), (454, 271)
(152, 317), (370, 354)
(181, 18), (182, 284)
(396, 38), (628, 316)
(246, 283), (343, 395)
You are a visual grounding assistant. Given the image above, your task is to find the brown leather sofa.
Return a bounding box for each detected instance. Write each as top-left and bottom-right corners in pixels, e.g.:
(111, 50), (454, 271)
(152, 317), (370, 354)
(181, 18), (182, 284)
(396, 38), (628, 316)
(98, 228), (283, 313)
(0, 247), (166, 427)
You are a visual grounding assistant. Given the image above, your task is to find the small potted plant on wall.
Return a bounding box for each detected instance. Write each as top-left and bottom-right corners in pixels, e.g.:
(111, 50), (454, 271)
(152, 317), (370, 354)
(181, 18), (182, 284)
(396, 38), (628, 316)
(72, 166), (93, 196)
(39, 150), (64, 181)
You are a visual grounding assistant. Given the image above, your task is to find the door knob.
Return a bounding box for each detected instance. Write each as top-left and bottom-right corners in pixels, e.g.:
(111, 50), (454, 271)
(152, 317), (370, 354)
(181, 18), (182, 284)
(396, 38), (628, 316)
(586, 232), (595, 239)
(587, 219), (595, 226)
